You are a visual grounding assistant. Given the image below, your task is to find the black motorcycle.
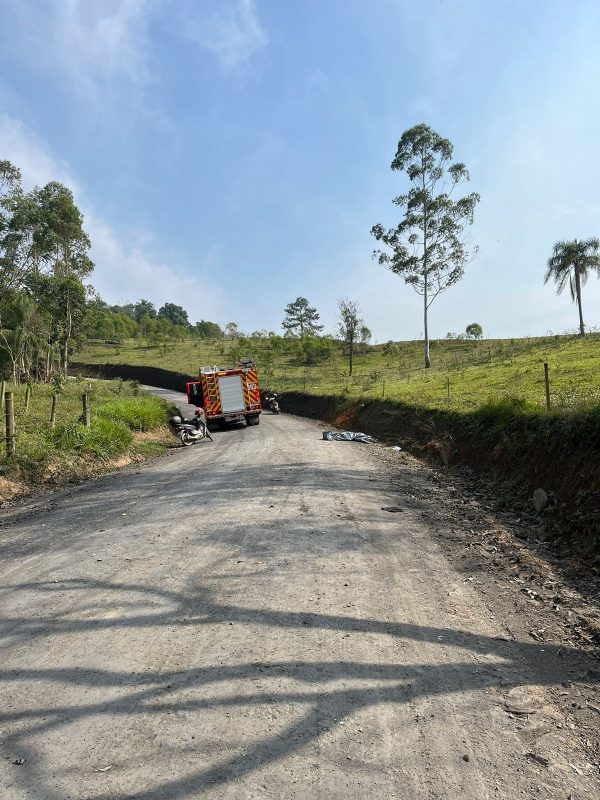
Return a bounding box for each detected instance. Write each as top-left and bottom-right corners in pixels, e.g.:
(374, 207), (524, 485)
(170, 408), (213, 446)
(264, 393), (280, 415)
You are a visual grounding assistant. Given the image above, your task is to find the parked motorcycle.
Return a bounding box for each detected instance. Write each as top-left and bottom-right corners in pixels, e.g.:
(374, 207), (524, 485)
(264, 392), (280, 415)
(170, 408), (213, 446)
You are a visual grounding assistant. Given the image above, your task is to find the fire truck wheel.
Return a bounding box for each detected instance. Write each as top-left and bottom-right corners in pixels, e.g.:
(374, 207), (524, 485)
(246, 415), (260, 426)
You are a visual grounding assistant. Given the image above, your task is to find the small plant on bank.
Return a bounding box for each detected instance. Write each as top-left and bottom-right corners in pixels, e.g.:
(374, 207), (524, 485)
(50, 371), (66, 394)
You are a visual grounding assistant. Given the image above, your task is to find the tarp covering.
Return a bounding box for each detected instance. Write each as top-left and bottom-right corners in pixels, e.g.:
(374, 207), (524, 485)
(322, 430), (375, 443)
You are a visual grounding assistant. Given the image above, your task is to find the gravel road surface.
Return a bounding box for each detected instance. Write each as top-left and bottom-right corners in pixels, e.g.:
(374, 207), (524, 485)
(0, 388), (598, 799)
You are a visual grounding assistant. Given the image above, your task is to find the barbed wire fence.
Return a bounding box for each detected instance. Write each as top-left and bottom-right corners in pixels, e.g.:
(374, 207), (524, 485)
(82, 332), (600, 413)
(251, 335), (600, 412)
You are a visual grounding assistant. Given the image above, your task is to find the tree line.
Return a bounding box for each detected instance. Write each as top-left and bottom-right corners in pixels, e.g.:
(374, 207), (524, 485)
(86, 298), (230, 346)
(0, 160), (93, 383)
(0, 159), (238, 383)
(0, 151), (372, 381)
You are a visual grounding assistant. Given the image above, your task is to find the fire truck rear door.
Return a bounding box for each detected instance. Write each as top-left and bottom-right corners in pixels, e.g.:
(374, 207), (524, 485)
(218, 374), (245, 413)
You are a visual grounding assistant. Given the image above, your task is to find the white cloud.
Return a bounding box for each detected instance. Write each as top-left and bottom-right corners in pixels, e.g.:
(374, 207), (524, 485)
(179, 0), (267, 72)
(3, 0), (268, 90)
(86, 214), (224, 319)
(0, 113), (224, 320)
(1, 0), (154, 103)
(58, 0), (152, 83)
(0, 115), (76, 190)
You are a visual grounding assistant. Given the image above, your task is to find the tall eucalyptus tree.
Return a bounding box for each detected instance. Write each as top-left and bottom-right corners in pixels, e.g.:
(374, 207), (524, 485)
(371, 124), (479, 368)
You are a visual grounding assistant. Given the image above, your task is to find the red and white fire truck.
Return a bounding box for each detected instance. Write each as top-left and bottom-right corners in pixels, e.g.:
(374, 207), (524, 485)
(186, 360), (262, 427)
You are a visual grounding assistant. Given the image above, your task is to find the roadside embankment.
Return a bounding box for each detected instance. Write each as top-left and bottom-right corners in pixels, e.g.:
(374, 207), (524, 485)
(70, 361), (192, 392)
(279, 391), (600, 555)
(0, 377), (175, 504)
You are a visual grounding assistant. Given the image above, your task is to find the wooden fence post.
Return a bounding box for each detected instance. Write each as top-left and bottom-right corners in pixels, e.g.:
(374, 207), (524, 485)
(82, 393), (90, 427)
(50, 393), (58, 429)
(446, 377), (451, 403)
(5, 391), (15, 456)
(24, 383), (31, 411)
(382, 378), (385, 398)
(544, 363), (551, 410)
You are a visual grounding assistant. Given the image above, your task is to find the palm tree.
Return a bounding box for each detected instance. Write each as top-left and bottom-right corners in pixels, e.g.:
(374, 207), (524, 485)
(545, 238), (600, 336)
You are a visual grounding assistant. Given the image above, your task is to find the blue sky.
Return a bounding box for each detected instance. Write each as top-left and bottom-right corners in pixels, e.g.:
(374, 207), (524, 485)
(1, 0), (600, 340)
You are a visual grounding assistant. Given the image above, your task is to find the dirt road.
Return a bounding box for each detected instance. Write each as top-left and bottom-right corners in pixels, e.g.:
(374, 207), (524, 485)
(0, 389), (598, 799)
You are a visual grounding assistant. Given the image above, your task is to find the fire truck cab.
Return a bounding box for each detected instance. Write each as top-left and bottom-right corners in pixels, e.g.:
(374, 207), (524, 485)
(186, 360), (261, 427)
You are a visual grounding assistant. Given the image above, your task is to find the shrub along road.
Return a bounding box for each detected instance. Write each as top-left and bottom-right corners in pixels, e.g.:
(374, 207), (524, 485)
(0, 388), (598, 799)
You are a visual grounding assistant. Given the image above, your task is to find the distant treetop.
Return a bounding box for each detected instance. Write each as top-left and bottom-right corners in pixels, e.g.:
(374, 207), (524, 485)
(282, 297), (324, 337)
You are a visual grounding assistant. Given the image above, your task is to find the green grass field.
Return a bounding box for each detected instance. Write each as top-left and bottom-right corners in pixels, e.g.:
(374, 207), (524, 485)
(0, 378), (173, 480)
(77, 333), (600, 413)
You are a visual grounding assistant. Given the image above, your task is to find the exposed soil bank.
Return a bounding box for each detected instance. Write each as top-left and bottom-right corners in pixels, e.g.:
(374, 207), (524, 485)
(279, 391), (600, 556)
(69, 362), (193, 393)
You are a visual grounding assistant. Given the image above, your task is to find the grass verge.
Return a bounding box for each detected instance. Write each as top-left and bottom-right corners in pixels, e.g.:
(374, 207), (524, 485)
(0, 379), (175, 503)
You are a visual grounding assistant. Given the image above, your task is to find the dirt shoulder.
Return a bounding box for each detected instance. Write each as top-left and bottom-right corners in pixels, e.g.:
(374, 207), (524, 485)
(374, 442), (600, 773)
(279, 391), (600, 557)
(0, 379), (178, 506)
(0, 427), (173, 506)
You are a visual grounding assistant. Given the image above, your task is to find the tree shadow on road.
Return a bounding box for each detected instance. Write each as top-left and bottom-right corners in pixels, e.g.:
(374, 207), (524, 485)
(0, 577), (598, 800)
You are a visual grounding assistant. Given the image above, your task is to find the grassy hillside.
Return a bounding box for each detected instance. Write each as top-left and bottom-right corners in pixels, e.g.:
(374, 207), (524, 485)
(77, 333), (600, 413)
